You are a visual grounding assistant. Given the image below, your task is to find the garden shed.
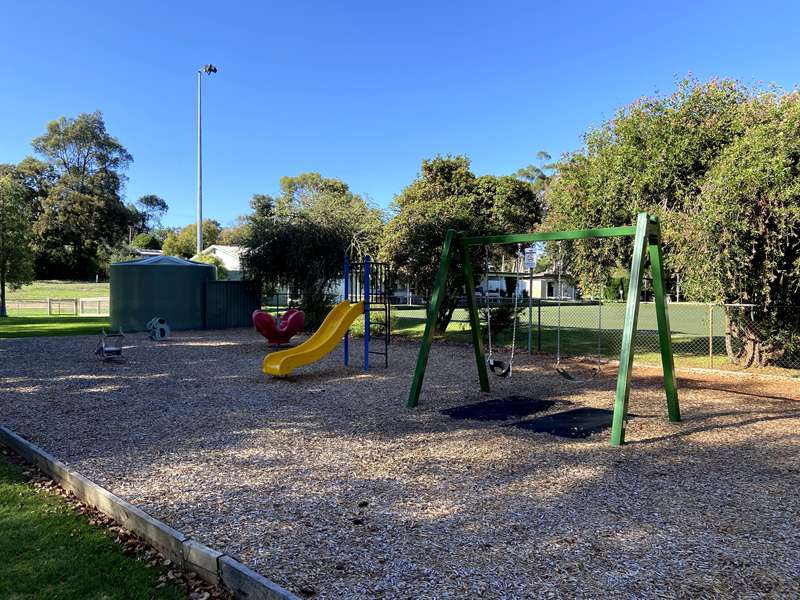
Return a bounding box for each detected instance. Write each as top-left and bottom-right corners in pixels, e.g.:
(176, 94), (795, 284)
(110, 256), (215, 332)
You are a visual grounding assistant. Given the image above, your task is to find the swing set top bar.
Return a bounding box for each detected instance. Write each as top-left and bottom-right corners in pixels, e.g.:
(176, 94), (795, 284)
(460, 221), (658, 247)
(406, 212), (680, 447)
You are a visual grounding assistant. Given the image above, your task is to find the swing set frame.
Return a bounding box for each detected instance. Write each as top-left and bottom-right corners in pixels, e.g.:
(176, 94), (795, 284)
(407, 212), (680, 446)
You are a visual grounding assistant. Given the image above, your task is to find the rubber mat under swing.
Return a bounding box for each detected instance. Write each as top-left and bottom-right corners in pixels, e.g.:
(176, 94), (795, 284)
(441, 395), (555, 421)
(510, 407), (615, 438)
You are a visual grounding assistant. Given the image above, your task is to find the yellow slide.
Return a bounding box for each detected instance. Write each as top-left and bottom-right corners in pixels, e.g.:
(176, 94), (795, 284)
(262, 300), (364, 376)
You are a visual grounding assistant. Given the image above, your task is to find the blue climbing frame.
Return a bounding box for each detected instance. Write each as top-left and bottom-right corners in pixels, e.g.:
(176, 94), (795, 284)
(343, 255), (391, 371)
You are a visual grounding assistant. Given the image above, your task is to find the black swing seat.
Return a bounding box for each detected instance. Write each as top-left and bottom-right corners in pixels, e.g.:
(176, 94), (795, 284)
(487, 357), (511, 378)
(555, 364), (600, 382)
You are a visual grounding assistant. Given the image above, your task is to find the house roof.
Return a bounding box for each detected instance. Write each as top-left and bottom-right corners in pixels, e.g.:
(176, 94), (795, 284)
(200, 245), (243, 258)
(113, 255), (214, 268)
(193, 245), (244, 270)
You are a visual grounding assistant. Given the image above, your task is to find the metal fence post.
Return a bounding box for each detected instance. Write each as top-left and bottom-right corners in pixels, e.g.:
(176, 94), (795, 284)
(708, 303), (714, 369)
(344, 256), (350, 367)
(363, 255), (370, 372)
(537, 301), (542, 352)
(527, 268), (533, 354)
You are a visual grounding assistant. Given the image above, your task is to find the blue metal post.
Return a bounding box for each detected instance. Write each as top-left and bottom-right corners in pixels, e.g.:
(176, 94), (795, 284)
(364, 255), (370, 372)
(343, 256), (349, 366)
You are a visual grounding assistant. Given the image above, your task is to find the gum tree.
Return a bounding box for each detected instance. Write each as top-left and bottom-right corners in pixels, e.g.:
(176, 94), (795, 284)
(30, 111), (135, 278)
(0, 176), (35, 317)
(381, 155), (542, 333)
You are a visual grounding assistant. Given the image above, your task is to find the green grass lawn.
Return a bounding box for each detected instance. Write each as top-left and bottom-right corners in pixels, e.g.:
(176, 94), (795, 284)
(0, 316), (109, 339)
(0, 451), (186, 600)
(7, 281), (109, 300)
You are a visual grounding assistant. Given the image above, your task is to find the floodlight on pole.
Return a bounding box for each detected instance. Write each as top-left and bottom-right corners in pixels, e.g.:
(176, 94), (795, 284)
(197, 64), (217, 255)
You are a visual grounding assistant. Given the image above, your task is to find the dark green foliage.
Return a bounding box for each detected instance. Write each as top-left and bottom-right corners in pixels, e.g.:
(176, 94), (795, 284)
(133, 194), (169, 232)
(688, 93), (800, 363)
(192, 254), (228, 280)
(381, 155), (543, 333)
(0, 176), (35, 317)
(546, 78), (748, 292)
(480, 303), (523, 338)
(546, 78), (800, 362)
(243, 175), (383, 330)
(515, 150), (555, 202)
(130, 232), (161, 250)
(5, 112), (138, 279)
(162, 220), (221, 258)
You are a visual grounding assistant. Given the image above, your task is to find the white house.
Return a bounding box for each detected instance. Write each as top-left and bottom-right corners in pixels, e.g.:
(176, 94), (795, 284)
(479, 271), (577, 300)
(193, 245), (245, 280)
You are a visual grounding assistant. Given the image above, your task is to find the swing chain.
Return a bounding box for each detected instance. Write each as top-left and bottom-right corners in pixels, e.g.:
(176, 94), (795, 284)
(506, 244), (522, 375)
(484, 246), (493, 361)
(554, 240), (604, 382)
(484, 244), (522, 378)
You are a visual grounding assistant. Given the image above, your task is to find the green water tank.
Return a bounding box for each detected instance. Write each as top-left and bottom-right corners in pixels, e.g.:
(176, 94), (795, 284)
(110, 256), (216, 332)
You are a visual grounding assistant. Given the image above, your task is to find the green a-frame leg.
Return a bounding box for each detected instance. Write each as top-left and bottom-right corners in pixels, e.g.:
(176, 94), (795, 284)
(406, 212), (680, 446)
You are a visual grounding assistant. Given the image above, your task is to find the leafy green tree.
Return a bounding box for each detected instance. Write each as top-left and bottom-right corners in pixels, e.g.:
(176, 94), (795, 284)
(515, 150), (555, 201)
(162, 220), (221, 258)
(149, 225), (177, 245)
(218, 216), (251, 246)
(99, 243), (139, 267)
(129, 194), (168, 233)
(686, 93), (800, 364)
(27, 111), (136, 278)
(545, 78), (747, 292)
(192, 254), (228, 280)
(0, 176), (35, 317)
(545, 78), (800, 363)
(273, 173), (384, 256)
(381, 155), (542, 332)
(130, 233), (161, 250)
(244, 176), (384, 329)
(0, 158), (54, 224)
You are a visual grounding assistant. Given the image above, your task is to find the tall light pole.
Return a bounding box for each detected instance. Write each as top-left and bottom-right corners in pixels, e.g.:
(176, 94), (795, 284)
(197, 63), (217, 255)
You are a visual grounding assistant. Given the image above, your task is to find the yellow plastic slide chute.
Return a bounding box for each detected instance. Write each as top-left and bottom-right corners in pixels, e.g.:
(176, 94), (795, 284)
(262, 300), (364, 376)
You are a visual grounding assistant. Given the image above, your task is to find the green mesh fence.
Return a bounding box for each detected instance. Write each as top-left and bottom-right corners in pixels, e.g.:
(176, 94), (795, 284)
(392, 300), (800, 378)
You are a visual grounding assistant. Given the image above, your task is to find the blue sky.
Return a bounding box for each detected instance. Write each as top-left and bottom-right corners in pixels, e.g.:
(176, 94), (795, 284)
(1, 1), (797, 227)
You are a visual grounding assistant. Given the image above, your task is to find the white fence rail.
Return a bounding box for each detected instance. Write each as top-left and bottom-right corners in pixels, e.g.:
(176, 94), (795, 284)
(6, 297), (110, 316)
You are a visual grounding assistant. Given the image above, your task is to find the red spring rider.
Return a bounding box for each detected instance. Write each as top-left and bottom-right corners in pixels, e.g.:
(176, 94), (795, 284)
(252, 308), (304, 345)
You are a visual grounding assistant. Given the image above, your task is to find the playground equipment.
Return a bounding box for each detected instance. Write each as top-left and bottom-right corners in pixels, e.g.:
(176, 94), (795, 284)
(252, 308), (305, 345)
(262, 256), (390, 377)
(146, 317), (171, 341)
(553, 241), (604, 382)
(407, 212), (680, 446)
(483, 245), (522, 378)
(95, 329), (126, 361)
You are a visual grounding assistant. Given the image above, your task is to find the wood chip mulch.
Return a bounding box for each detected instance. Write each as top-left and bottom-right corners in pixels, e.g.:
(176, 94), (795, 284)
(2, 330), (799, 599)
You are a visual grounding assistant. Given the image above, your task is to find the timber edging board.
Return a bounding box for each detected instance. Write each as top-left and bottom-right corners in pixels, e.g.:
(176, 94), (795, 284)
(0, 426), (300, 600)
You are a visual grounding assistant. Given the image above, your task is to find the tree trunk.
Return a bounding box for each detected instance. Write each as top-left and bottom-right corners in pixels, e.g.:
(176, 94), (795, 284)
(0, 270), (6, 318)
(434, 297), (459, 335)
(724, 310), (785, 369)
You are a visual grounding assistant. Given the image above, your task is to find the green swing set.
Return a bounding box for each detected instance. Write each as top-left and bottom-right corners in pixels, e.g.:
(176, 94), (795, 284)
(407, 212), (680, 446)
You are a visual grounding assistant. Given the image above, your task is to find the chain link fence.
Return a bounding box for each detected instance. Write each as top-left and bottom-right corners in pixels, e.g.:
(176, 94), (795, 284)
(392, 300), (800, 378)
